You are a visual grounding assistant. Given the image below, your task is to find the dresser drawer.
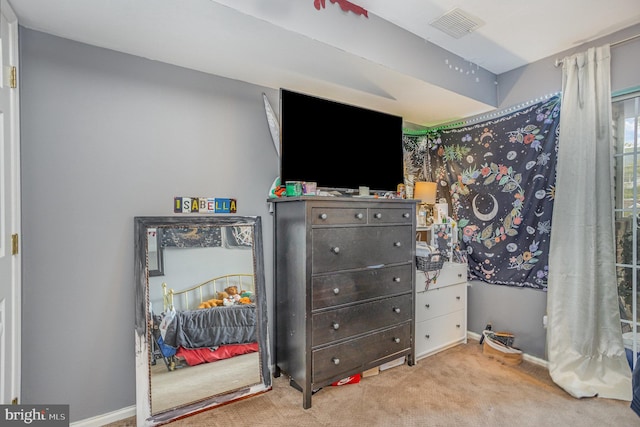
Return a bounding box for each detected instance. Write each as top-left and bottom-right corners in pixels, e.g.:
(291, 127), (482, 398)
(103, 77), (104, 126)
(416, 261), (467, 291)
(312, 295), (412, 346)
(311, 207), (368, 225)
(312, 322), (411, 383)
(311, 206), (414, 226)
(312, 264), (412, 310)
(415, 282), (466, 323)
(313, 226), (412, 273)
(368, 207), (413, 224)
(415, 310), (466, 357)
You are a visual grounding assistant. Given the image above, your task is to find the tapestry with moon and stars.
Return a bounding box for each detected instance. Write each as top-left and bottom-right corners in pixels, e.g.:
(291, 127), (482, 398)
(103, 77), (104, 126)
(403, 95), (561, 290)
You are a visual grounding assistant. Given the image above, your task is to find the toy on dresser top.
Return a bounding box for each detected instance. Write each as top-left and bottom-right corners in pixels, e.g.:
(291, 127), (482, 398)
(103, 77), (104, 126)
(267, 176), (406, 199)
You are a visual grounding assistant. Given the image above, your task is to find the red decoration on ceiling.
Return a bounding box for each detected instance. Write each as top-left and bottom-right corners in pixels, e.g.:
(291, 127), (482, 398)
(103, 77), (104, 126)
(314, 0), (368, 18)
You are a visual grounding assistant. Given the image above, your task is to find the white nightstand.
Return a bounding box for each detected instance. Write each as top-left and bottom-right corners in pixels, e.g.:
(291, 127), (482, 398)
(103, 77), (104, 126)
(414, 261), (468, 360)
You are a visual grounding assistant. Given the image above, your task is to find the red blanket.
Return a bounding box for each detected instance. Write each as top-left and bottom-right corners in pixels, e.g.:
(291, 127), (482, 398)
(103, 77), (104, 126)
(176, 343), (258, 366)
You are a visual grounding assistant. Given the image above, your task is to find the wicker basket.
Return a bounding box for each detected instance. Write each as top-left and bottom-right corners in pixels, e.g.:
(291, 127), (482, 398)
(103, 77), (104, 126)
(482, 330), (522, 365)
(416, 253), (444, 272)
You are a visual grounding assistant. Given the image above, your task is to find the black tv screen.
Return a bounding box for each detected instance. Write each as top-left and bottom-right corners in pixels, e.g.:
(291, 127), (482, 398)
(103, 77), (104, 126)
(279, 89), (405, 193)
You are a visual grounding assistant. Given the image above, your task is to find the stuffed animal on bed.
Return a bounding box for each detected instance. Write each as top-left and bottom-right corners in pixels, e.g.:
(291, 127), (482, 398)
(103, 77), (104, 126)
(240, 290), (255, 303)
(198, 299), (214, 309)
(198, 298), (224, 309)
(225, 286), (241, 302)
(197, 292), (230, 309)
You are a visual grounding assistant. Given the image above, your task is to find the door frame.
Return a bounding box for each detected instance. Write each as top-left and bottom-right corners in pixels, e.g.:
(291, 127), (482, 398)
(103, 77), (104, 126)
(2, 0), (21, 404)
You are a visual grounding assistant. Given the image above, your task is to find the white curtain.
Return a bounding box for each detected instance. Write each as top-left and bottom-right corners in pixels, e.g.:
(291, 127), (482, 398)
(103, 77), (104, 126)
(547, 45), (631, 400)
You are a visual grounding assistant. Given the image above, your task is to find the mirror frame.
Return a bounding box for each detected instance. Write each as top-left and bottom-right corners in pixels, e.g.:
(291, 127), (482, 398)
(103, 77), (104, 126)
(147, 228), (164, 277)
(134, 215), (271, 426)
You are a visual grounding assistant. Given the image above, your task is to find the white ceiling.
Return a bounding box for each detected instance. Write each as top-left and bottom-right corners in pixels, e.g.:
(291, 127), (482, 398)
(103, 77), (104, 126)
(359, 0), (640, 74)
(10, 0), (640, 126)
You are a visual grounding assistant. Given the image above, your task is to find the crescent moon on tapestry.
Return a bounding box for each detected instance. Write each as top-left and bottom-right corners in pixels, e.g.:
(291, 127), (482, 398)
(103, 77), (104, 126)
(472, 194), (499, 222)
(480, 131), (493, 143)
(263, 93), (280, 157)
(481, 265), (495, 276)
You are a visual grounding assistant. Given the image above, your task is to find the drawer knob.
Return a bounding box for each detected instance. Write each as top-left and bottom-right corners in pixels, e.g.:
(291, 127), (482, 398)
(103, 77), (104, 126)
(332, 357), (340, 365)
(425, 304), (430, 309)
(331, 246), (340, 254)
(393, 338), (401, 343)
(374, 213), (382, 219)
(356, 212), (364, 219)
(394, 241), (402, 247)
(425, 334), (430, 339)
(319, 213), (328, 220)
(456, 296), (461, 300)
(402, 212), (410, 218)
(393, 277), (401, 283)
(458, 273), (462, 278)
(333, 288), (340, 295)
(332, 322), (340, 330)
(393, 307), (401, 314)
(456, 324), (461, 328)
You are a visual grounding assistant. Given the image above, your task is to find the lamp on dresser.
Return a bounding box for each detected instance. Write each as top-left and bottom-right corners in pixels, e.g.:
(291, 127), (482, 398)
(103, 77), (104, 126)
(414, 181), (437, 227)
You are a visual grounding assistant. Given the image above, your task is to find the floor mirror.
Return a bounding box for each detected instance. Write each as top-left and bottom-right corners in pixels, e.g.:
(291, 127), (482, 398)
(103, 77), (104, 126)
(134, 216), (271, 426)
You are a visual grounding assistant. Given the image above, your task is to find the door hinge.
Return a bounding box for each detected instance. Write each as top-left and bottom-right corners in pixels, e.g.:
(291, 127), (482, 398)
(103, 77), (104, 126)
(9, 66), (16, 89)
(11, 397), (18, 405)
(11, 233), (18, 255)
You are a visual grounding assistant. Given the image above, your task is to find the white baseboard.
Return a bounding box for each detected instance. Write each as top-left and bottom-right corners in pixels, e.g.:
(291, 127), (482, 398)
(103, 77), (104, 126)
(70, 405), (135, 427)
(467, 331), (548, 368)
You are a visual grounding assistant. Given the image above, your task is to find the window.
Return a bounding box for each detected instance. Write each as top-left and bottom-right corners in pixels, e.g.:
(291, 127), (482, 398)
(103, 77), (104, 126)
(614, 92), (640, 368)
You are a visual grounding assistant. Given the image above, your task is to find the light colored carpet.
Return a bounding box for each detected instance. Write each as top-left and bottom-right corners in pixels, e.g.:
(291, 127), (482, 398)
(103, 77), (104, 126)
(107, 339), (639, 426)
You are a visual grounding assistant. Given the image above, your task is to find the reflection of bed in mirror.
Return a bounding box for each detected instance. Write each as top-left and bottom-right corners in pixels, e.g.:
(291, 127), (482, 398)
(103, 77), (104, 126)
(155, 273), (258, 370)
(135, 216), (271, 426)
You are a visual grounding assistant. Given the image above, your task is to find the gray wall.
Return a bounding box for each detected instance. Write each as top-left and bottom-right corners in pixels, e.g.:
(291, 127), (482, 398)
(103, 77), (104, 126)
(19, 28), (278, 422)
(18, 21), (640, 422)
(466, 23), (640, 359)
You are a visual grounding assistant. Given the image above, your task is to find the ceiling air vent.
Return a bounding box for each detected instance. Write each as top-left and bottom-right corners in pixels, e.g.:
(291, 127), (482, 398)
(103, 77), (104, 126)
(430, 8), (484, 39)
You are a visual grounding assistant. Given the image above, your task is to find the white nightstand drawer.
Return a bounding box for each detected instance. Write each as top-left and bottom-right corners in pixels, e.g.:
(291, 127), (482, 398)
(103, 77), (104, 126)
(416, 261), (466, 291)
(415, 310), (466, 359)
(415, 282), (466, 323)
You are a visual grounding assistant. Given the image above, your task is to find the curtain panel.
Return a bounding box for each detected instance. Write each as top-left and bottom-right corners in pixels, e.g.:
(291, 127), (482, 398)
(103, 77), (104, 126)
(547, 44), (631, 401)
(403, 95), (561, 289)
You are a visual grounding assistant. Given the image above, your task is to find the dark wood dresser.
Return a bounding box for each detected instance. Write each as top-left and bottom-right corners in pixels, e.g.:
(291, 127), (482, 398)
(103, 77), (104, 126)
(271, 197), (416, 408)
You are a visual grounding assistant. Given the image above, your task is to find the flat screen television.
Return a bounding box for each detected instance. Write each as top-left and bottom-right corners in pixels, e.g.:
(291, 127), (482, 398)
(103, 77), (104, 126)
(279, 89), (405, 194)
